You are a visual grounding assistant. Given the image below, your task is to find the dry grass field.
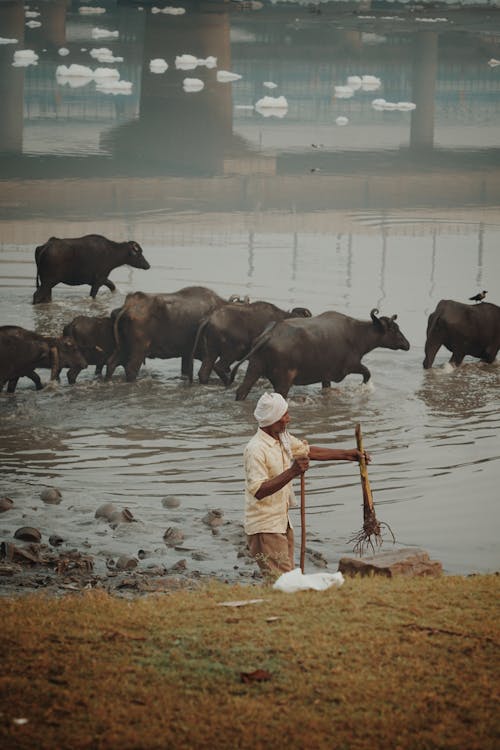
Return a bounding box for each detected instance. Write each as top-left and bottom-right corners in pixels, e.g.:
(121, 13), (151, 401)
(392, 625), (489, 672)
(1, 574), (498, 750)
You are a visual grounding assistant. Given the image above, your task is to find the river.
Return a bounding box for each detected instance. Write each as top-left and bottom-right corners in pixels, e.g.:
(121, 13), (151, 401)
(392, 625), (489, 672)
(1, 0), (499, 581)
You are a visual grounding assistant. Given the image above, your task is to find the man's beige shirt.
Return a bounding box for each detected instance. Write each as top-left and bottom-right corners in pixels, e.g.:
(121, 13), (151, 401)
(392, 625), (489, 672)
(244, 428), (308, 535)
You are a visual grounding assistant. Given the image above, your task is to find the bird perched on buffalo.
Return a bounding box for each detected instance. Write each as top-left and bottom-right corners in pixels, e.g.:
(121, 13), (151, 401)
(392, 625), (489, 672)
(469, 290), (487, 303)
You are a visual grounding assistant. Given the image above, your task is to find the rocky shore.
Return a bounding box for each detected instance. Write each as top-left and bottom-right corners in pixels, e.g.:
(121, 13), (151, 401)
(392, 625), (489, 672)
(0, 489), (333, 597)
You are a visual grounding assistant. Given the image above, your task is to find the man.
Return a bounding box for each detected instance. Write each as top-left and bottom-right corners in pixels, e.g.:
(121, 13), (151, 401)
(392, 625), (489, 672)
(243, 391), (370, 579)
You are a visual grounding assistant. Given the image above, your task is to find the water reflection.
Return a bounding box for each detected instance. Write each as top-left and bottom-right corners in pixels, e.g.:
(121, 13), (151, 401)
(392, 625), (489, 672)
(417, 364), (500, 417)
(0, 0), (499, 212)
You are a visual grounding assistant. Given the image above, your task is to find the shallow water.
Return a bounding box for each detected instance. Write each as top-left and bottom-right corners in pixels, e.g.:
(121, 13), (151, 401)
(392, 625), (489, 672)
(1, 0), (499, 580)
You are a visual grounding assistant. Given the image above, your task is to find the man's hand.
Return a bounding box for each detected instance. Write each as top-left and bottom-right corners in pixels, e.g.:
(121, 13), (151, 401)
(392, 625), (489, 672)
(292, 456), (309, 475)
(355, 449), (372, 464)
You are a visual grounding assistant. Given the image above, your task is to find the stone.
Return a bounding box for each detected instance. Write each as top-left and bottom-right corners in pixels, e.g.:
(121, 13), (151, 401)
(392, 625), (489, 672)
(163, 527), (184, 546)
(308, 549), (328, 568)
(1, 541), (41, 564)
(41, 488), (62, 504)
(203, 509), (224, 527)
(49, 534), (64, 547)
(0, 497), (14, 513)
(338, 547), (442, 578)
(109, 508), (135, 527)
(95, 502), (117, 520)
(162, 496), (181, 509)
(115, 555), (138, 571)
(170, 558), (187, 572)
(14, 526), (42, 543)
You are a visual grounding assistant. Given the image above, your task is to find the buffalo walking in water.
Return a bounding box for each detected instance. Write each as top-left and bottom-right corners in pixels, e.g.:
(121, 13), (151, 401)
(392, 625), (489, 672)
(423, 299), (500, 369)
(62, 314), (117, 383)
(191, 300), (311, 386)
(0, 325), (87, 393)
(33, 234), (150, 304)
(230, 308), (410, 400)
(106, 286), (233, 382)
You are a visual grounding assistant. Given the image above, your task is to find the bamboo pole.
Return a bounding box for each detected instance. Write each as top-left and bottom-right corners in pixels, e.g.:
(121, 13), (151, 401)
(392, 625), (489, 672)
(348, 423), (396, 555)
(355, 423), (375, 523)
(300, 473), (306, 573)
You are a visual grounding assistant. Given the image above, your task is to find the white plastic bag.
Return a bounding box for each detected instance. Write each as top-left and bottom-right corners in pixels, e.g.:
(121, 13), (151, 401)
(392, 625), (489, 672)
(273, 567), (344, 593)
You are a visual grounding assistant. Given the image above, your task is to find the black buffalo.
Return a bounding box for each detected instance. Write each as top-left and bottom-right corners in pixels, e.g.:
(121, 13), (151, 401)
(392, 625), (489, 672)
(106, 286), (230, 382)
(191, 301), (312, 385)
(229, 308), (410, 400)
(0, 325), (87, 393)
(423, 299), (500, 369)
(62, 314), (117, 383)
(33, 234), (150, 304)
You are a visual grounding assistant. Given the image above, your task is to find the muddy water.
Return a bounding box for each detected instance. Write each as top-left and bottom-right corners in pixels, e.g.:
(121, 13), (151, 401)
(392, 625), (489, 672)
(0, 1), (499, 580)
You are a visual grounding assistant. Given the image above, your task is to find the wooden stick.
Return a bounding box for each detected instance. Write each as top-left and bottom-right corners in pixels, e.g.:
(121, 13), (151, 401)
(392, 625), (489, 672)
(300, 473), (306, 573)
(355, 423), (375, 522)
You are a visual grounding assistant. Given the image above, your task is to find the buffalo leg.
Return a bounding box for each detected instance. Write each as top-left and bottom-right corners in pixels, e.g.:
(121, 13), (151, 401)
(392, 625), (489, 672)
(198, 354), (217, 385)
(32, 284), (53, 304)
(7, 372), (42, 392)
(269, 372), (292, 399)
(90, 281), (102, 298)
(67, 368), (82, 384)
(349, 364), (371, 383)
(449, 352), (465, 367)
(213, 358), (232, 386)
(423, 339), (441, 369)
(181, 355), (192, 378)
(104, 278), (116, 292)
(124, 351), (144, 382)
(30, 372), (43, 389)
(105, 350), (121, 380)
(6, 377), (19, 393)
(235, 360), (264, 401)
(321, 380), (331, 389)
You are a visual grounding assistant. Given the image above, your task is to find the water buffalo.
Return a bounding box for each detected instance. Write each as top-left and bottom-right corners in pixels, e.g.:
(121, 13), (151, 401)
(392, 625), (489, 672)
(62, 314), (116, 383)
(423, 299), (500, 369)
(191, 301), (312, 386)
(33, 234), (151, 304)
(229, 308), (410, 400)
(105, 286), (230, 382)
(0, 325), (87, 393)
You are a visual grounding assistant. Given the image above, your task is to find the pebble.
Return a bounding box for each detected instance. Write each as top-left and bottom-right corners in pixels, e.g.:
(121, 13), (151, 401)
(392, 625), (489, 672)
(202, 509), (224, 527)
(170, 558), (187, 572)
(0, 497), (14, 513)
(109, 508), (135, 527)
(162, 496), (181, 509)
(163, 527), (184, 546)
(14, 526), (41, 543)
(49, 534), (64, 547)
(41, 488), (62, 505)
(95, 502), (117, 520)
(191, 551), (210, 561)
(115, 555), (138, 571)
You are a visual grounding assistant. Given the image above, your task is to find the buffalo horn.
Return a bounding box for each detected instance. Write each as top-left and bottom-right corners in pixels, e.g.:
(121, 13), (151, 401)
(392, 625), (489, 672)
(370, 308), (379, 322)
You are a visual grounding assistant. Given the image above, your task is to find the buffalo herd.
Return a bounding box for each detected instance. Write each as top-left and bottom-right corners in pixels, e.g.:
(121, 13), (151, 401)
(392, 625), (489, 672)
(0, 233), (499, 396)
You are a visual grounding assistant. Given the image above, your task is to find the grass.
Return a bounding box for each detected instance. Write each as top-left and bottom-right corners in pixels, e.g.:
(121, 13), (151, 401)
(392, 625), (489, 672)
(0, 574), (499, 750)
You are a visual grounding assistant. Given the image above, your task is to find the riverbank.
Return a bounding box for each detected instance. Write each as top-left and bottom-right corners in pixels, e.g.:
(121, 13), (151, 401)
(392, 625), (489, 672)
(1, 573), (498, 750)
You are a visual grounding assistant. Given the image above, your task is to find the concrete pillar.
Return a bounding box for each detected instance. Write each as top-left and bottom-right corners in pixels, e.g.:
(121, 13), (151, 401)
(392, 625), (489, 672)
(410, 32), (438, 151)
(0, 0), (25, 153)
(107, 8), (233, 175)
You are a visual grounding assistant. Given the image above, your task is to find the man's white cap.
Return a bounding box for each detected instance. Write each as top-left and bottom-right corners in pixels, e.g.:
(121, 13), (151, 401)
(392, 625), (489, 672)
(254, 392), (288, 427)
